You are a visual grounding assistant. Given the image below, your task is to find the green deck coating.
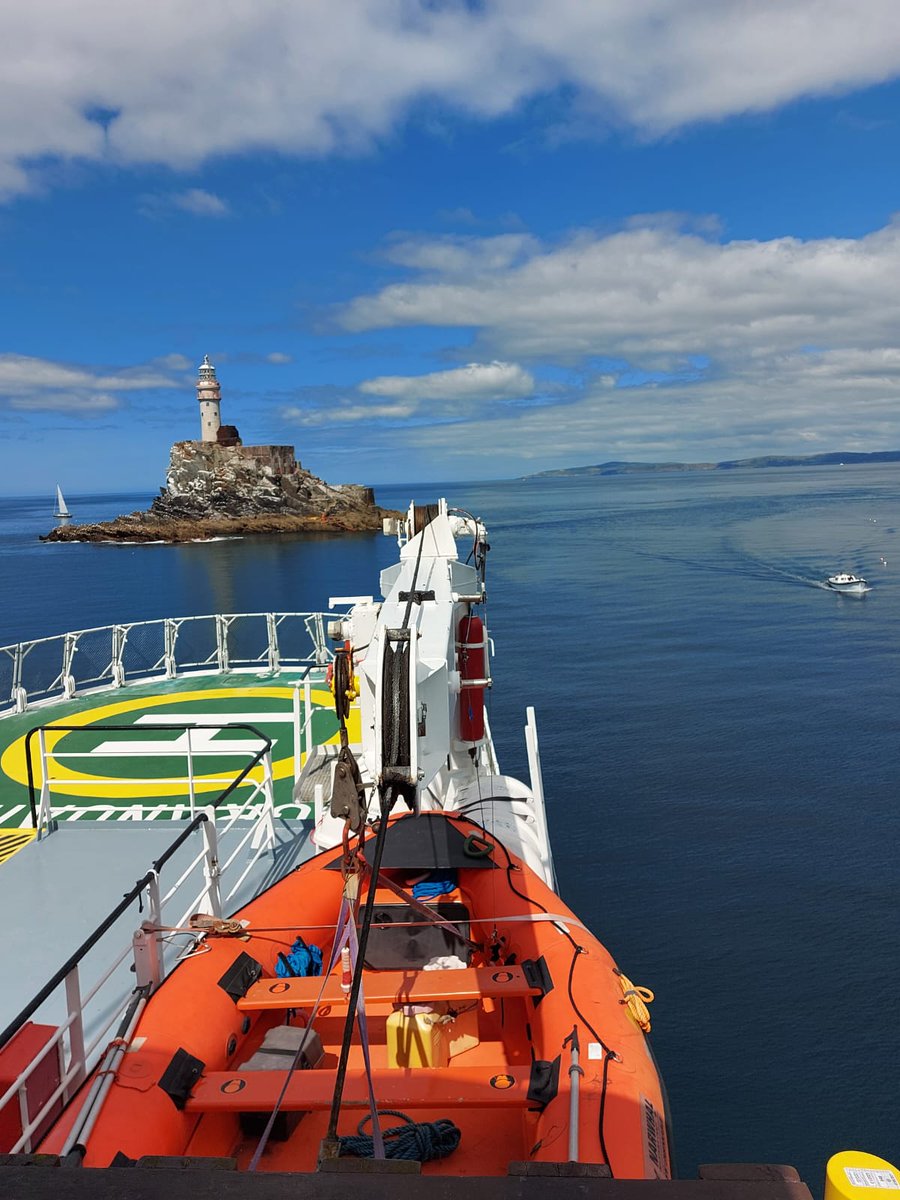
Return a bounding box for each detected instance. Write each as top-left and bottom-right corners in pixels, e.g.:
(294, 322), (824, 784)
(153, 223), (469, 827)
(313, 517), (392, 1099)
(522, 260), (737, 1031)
(0, 671), (345, 827)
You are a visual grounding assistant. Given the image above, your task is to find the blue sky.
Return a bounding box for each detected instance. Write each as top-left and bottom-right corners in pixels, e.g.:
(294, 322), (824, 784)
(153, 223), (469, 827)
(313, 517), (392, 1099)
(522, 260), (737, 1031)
(4, 1), (900, 492)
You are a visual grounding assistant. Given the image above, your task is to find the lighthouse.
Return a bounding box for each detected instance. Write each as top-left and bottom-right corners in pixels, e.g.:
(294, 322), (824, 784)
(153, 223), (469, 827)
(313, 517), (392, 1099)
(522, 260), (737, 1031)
(197, 354), (222, 442)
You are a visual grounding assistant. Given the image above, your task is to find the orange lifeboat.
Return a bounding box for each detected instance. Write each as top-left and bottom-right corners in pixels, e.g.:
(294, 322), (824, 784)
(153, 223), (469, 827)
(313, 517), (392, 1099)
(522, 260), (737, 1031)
(38, 811), (671, 1178)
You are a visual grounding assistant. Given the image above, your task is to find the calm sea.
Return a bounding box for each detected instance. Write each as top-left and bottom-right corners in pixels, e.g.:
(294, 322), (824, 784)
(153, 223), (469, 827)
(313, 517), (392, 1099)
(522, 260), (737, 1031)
(1, 467), (898, 1184)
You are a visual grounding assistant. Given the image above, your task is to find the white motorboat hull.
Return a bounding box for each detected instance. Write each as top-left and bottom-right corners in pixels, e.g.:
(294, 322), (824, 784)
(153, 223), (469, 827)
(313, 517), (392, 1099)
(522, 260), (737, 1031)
(826, 581), (868, 594)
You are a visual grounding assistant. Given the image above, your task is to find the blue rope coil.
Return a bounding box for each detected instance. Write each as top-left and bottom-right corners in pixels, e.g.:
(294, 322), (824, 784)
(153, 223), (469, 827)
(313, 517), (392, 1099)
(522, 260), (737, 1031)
(338, 1109), (462, 1161)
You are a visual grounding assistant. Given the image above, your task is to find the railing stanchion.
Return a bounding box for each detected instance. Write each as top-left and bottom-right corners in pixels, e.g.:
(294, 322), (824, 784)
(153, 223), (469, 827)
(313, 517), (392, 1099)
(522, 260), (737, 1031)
(293, 681), (303, 785)
(164, 619), (177, 678)
(36, 728), (52, 839)
(216, 615), (229, 672)
(266, 612), (280, 673)
(201, 811), (223, 917)
(253, 752), (277, 852)
(186, 726), (196, 819)
(17, 1086), (31, 1153)
(147, 871), (166, 984)
(304, 672), (313, 764)
(64, 965), (87, 1095)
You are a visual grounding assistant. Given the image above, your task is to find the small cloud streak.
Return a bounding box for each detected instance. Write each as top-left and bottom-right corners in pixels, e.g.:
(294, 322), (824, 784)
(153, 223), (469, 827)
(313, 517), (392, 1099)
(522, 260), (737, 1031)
(138, 188), (230, 219)
(0, 352), (180, 419)
(154, 353), (193, 371)
(266, 352), (292, 365)
(9, 392), (119, 413)
(282, 401), (415, 426)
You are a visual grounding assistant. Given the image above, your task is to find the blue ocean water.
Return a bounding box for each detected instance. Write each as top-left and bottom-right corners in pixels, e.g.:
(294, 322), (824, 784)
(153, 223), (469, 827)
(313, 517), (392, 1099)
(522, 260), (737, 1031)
(1, 467), (898, 1184)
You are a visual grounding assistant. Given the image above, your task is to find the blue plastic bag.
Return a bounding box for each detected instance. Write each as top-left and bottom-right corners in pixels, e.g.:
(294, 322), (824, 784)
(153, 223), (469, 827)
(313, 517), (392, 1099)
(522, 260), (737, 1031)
(276, 936), (323, 978)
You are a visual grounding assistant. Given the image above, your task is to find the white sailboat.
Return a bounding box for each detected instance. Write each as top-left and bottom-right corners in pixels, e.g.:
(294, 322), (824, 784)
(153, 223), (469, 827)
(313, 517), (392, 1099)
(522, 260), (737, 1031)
(54, 485), (71, 519)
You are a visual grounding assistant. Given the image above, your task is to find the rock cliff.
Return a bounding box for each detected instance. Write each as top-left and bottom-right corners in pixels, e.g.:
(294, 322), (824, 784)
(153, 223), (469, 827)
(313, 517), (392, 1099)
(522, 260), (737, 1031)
(43, 439), (392, 543)
(150, 440), (377, 520)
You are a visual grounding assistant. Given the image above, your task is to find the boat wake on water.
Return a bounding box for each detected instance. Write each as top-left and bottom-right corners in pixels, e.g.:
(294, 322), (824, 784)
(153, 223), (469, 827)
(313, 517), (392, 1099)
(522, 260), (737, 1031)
(631, 544), (876, 596)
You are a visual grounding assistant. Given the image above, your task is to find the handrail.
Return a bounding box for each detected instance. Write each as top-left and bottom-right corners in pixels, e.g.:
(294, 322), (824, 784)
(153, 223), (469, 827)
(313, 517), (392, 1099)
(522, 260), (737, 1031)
(0, 611), (337, 715)
(24, 722), (274, 831)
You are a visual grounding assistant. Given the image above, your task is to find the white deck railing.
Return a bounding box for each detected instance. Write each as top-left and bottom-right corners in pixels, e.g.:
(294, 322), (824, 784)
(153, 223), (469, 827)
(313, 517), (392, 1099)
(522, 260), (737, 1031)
(0, 611), (333, 715)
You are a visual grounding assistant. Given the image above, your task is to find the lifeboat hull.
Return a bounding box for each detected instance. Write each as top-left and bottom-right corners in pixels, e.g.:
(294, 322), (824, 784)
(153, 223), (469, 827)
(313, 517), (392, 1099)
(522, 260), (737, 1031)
(39, 814), (670, 1179)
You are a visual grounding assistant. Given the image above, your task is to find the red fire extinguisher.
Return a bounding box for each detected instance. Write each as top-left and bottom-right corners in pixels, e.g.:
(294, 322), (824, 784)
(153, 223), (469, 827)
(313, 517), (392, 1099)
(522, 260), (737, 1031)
(457, 615), (485, 742)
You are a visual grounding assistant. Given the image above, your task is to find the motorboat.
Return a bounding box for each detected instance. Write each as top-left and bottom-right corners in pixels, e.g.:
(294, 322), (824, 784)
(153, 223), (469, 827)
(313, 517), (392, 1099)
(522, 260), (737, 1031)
(0, 499), (673, 1180)
(826, 573), (868, 594)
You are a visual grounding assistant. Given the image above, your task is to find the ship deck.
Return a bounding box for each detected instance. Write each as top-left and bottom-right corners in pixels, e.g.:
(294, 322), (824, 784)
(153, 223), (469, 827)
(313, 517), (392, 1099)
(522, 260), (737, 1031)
(0, 668), (349, 838)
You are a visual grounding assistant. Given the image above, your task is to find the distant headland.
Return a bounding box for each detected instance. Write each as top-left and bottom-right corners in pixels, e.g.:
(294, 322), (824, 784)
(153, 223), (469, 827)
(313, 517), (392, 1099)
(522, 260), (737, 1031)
(42, 356), (394, 543)
(524, 450), (900, 480)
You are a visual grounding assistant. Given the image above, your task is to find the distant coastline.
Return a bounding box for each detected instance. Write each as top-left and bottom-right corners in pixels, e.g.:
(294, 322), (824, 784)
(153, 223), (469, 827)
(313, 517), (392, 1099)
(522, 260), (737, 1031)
(524, 450), (900, 479)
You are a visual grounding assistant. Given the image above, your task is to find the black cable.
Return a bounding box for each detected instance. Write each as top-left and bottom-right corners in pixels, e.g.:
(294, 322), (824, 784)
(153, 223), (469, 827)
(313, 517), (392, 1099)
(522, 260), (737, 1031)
(454, 813), (551, 918)
(453, 812), (617, 1172)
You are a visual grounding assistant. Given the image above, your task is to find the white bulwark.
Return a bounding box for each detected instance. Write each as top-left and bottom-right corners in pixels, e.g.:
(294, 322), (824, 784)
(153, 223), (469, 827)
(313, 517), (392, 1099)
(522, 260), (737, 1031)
(197, 354), (222, 442)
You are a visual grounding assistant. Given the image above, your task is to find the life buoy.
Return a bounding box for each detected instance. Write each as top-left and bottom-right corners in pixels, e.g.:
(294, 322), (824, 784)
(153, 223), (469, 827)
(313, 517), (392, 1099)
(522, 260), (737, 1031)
(457, 615), (485, 742)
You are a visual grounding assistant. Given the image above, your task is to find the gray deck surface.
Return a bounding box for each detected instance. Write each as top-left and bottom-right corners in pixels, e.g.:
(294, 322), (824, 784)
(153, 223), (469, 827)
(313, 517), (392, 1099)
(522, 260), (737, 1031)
(0, 817), (316, 1037)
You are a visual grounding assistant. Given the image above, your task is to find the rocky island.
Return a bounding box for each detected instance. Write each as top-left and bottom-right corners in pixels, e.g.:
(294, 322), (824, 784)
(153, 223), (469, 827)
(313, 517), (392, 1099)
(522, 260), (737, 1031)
(43, 356), (393, 543)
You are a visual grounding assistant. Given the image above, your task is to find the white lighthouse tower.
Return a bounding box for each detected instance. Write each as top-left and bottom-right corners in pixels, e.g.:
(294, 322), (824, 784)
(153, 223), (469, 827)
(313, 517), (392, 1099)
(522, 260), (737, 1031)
(197, 354), (222, 442)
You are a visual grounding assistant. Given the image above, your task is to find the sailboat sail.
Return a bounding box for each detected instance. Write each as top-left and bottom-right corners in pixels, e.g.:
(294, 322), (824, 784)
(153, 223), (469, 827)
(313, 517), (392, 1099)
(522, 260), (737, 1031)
(54, 485), (71, 518)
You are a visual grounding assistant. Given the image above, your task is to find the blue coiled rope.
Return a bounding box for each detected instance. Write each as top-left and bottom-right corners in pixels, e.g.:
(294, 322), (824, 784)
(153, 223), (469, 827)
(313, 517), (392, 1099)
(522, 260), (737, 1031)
(338, 1110), (462, 1161)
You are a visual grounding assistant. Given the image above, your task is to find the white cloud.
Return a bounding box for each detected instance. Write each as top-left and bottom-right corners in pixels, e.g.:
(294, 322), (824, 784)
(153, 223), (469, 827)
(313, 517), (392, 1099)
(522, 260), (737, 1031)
(360, 361), (533, 402)
(3, 2), (900, 196)
(0, 353), (180, 418)
(138, 188), (230, 219)
(340, 220), (900, 366)
(282, 401), (415, 426)
(9, 392), (119, 413)
(266, 352), (292, 365)
(153, 353), (193, 371)
(0, 354), (174, 394)
(332, 217), (900, 467)
(171, 188), (230, 217)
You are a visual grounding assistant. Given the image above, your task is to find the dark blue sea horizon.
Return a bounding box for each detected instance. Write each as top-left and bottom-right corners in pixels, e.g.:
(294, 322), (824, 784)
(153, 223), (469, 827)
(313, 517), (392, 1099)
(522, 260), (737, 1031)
(1, 466), (897, 1187)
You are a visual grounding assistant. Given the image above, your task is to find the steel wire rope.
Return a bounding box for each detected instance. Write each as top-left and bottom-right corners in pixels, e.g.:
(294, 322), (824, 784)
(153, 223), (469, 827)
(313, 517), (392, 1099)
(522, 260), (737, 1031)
(323, 505), (433, 1155)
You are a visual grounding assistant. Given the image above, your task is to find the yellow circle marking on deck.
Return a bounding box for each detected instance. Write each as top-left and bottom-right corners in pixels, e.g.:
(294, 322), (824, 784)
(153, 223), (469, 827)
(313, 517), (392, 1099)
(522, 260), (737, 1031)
(0, 687), (359, 800)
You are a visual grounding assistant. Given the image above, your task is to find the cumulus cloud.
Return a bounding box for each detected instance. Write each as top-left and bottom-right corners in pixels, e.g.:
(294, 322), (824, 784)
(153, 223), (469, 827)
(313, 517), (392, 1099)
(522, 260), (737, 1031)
(3, 2), (900, 196)
(340, 220), (900, 366)
(0, 353), (179, 417)
(331, 217), (900, 466)
(360, 361), (534, 402)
